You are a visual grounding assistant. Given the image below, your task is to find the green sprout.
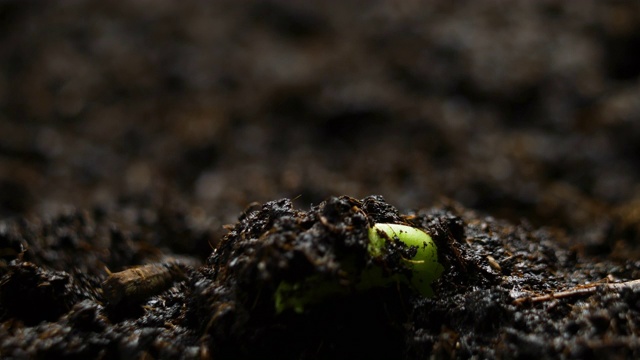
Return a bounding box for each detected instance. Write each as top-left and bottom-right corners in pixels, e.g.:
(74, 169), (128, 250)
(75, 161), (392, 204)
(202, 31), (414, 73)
(274, 223), (444, 313)
(367, 223), (443, 296)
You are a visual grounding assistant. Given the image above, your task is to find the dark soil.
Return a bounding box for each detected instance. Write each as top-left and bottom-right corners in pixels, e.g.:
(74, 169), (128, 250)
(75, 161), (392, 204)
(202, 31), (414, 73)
(1, 1), (640, 359)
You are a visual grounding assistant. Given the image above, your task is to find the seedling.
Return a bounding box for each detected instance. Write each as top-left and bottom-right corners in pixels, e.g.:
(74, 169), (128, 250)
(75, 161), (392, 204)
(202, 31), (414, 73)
(367, 223), (443, 296)
(274, 223), (444, 313)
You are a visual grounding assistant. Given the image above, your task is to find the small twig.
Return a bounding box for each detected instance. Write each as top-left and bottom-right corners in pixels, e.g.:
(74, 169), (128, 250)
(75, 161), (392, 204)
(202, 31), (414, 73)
(514, 279), (640, 305)
(102, 262), (188, 305)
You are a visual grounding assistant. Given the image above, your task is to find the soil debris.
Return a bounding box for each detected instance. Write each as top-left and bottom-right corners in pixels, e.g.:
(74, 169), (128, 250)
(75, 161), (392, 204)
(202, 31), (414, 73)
(102, 262), (188, 306)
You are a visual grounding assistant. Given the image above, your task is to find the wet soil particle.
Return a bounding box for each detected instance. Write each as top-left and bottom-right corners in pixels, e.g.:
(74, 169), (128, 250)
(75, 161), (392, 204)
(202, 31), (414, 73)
(1, 262), (78, 325)
(194, 196), (411, 358)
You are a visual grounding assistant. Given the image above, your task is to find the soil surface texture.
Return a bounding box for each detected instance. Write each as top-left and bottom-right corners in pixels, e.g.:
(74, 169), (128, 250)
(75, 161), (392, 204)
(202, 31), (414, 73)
(1, 1), (640, 359)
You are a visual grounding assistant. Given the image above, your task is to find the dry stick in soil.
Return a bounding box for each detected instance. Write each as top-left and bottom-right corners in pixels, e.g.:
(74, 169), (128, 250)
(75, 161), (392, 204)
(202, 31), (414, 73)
(102, 262), (187, 305)
(514, 279), (640, 305)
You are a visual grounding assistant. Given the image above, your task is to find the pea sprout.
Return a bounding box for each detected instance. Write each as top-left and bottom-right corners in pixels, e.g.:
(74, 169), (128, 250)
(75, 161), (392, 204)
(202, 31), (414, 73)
(274, 223), (444, 313)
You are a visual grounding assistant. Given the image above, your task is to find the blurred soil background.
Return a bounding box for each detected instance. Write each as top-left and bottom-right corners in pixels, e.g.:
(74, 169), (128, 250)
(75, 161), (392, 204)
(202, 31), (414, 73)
(2, 0), (640, 254)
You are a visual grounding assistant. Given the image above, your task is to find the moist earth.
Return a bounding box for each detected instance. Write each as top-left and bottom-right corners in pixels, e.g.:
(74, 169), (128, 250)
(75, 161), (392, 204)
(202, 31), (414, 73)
(1, 1), (640, 359)
(2, 196), (639, 359)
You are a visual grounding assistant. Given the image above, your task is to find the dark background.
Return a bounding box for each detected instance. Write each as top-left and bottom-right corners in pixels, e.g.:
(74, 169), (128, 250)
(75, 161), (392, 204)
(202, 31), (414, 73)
(1, 0), (639, 255)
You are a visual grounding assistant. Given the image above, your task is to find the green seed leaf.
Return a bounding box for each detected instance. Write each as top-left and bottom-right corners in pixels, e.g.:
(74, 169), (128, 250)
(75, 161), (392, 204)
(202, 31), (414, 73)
(274, 223), (444, 313)
(367, 223), (443, 296)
